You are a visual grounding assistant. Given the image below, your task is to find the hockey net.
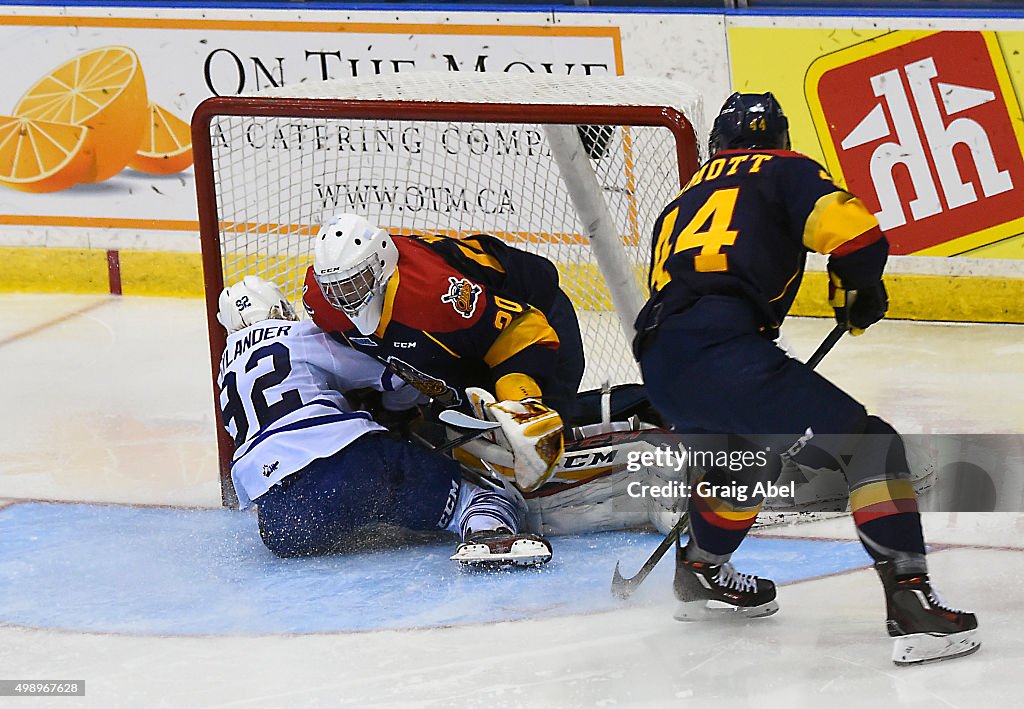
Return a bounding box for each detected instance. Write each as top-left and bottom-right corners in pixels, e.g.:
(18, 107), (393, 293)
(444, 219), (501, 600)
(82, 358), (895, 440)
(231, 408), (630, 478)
(193, 72), (703, 505)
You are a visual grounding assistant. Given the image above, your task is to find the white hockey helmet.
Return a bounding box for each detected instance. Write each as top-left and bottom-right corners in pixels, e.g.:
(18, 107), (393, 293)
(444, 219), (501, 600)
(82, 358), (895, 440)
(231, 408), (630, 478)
(312, 212), (398, 335)
(216, 275), (298, 333)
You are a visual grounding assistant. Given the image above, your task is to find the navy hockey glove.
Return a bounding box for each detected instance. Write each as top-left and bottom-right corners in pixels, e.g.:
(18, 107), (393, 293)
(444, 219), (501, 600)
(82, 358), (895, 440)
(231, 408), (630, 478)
(345, 387), (423, 434)
(375, 404), (423, 435)
(829, 275), (888, 336)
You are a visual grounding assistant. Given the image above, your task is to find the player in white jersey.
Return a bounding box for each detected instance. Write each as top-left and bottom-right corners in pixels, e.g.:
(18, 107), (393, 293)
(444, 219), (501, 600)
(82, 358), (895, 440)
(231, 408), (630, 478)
(216, 276), (551, 566)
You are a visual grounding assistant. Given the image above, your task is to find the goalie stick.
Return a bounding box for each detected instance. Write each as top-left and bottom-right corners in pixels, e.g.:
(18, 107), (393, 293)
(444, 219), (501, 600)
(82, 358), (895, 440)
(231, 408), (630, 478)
(438, 408), (503, 432)
(610, 324), (846, 599)
(434, 409), (503, 457)
(407, 409), (507, 491)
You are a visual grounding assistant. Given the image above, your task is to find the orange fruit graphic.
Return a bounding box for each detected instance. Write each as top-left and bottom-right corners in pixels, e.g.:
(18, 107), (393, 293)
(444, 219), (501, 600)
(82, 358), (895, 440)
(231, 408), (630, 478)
(129, 102), (193, 174)
(13, 46), (147, 183)
(0, 115), (97, 193)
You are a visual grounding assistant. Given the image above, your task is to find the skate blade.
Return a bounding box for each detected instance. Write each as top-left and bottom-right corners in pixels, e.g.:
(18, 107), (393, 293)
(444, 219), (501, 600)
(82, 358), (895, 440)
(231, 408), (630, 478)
(892, 629), (981, 666)
(673, 598), (779, 622)
(450, 539), (552, 568)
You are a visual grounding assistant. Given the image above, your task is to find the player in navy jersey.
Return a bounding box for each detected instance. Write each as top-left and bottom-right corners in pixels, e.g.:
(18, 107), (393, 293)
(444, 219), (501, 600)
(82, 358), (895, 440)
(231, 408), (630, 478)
(634, 93), (977, 665)
(303, 214), (585, 494)
(216, 276), (551, 567)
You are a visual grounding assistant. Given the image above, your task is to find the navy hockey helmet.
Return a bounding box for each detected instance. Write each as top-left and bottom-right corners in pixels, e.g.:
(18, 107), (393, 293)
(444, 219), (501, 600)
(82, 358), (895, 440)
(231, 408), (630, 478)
(708, 92), (790, 156)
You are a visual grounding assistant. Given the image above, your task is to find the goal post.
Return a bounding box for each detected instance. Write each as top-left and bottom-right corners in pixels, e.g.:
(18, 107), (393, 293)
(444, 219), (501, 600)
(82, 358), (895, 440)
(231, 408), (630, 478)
(543, 122), (647, 343)
(192, 72), (704, 507)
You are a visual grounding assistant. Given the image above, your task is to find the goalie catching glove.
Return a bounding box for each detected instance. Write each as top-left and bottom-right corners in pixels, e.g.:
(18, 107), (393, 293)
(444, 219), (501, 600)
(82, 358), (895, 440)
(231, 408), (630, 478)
(460, 387), (564, 492)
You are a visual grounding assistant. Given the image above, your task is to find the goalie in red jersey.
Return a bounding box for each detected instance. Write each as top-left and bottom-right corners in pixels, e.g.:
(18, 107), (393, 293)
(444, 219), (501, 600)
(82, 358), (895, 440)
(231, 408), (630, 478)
(302, 213), (585, 496)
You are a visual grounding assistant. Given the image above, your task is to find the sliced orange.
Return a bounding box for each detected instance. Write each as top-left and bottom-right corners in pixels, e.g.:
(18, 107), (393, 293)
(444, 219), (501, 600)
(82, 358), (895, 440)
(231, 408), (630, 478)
(0, 115), (96, 192)
(14, 46), (147, 183)
(129, 102), (193, 174)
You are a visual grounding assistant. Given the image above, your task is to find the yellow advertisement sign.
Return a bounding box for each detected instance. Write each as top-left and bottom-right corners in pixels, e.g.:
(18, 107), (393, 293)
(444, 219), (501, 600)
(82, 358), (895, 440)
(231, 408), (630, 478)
(729, 26), (1024, 258)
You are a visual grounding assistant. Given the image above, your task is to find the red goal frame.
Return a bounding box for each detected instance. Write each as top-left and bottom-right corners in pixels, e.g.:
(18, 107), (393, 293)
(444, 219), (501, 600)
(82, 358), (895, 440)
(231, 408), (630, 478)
(192, 95), (699, 508)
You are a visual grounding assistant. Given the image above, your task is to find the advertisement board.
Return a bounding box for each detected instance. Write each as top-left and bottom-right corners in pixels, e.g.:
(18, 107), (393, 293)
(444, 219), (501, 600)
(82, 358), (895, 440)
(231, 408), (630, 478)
(730, 21), (1024, 259)
(0, 13), (625, 237)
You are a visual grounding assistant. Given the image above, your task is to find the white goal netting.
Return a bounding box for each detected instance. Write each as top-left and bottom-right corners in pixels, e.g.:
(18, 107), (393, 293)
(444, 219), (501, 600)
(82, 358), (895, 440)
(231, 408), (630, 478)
(197, 72), (704, 391)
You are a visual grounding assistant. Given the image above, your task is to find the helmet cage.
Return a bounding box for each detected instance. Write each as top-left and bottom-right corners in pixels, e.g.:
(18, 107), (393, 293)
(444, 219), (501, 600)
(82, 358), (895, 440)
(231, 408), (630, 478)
(315, 253), (385, 316)
(312, 213), (398, 334)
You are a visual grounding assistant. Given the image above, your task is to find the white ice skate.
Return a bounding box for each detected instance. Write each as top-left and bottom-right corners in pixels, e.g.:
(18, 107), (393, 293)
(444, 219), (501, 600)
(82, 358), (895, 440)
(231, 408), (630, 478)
(450, 527), (552, 568)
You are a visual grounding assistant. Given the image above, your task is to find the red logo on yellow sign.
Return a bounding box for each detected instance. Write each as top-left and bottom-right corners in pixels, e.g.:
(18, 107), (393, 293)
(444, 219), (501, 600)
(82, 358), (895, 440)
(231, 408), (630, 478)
(806, 31), (1024, 255)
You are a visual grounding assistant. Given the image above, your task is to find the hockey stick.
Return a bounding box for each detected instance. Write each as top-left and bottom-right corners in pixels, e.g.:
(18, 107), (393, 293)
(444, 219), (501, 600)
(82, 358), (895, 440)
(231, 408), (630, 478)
(610, 323), (846, 600)
(409, 408), (507, 491)
(805, 323), (846, 370)
(408, 426), (506, 492)
(610, 515), (687, 599)
(438, 409), (501, 431)
(435, 425), (501, 454)
(436, 431), (491, 455)
(435, 409), (501, 454)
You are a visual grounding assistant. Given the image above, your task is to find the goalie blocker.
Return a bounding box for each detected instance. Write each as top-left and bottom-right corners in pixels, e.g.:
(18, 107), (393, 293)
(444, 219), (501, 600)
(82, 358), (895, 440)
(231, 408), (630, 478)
(460, 387), (565, 492)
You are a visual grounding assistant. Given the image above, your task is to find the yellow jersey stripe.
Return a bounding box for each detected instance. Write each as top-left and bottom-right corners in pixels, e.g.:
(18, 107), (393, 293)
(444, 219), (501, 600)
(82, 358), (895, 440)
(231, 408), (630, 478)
(373, 267), (401, 337)
(803, 191), (880, 254)
(457, 240), (505, 273)
(701, 494), (764, 519)
(483, 307), (559, 368)
(423, 330), (461, 358)
(768, 266), (802, 304)
(850, 479), (917, 512)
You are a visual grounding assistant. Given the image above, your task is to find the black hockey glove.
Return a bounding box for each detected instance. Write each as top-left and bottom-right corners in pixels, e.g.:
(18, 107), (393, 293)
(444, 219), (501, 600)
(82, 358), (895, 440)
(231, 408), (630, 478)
(829, 276), (888, 336)
(374, 404), (424, 436)
(344, 387), (423, 435)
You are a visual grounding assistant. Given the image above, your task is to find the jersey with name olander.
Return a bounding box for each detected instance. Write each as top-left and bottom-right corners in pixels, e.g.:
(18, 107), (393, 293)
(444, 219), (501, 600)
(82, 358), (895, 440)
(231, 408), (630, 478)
(218, 318), (412, 508)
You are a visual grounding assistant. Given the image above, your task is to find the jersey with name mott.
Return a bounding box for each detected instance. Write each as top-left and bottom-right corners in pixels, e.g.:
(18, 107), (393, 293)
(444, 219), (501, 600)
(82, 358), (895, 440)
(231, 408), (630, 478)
(639, 149), (887, 337)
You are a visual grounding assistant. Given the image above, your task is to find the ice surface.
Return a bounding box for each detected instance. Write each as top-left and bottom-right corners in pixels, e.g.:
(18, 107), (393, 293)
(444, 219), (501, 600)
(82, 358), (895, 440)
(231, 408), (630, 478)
(0, 502), (870, 635)
(0, 295), (1021, 707)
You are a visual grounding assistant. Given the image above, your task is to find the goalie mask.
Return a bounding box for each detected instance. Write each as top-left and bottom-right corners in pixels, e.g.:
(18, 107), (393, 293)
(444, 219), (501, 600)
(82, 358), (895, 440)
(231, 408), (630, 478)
(708, 92), (790, 156)
(217, 276), (298, 333)
(313, 213), (398, 335)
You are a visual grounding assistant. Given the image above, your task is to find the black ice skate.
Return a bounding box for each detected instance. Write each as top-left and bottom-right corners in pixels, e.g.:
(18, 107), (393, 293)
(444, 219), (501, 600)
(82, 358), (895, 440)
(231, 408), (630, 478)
(450, 527), (552, 568)
(673, 542), (778, 621)
(875, 560), (980, 666)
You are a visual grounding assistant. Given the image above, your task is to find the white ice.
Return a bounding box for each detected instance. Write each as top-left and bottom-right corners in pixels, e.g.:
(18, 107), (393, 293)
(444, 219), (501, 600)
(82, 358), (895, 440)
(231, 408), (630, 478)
(0, 293), (1021, 707)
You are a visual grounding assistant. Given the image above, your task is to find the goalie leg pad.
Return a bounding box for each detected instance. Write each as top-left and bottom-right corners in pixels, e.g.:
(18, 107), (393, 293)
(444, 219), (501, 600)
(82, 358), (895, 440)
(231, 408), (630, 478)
(526, 428), (688, 536)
